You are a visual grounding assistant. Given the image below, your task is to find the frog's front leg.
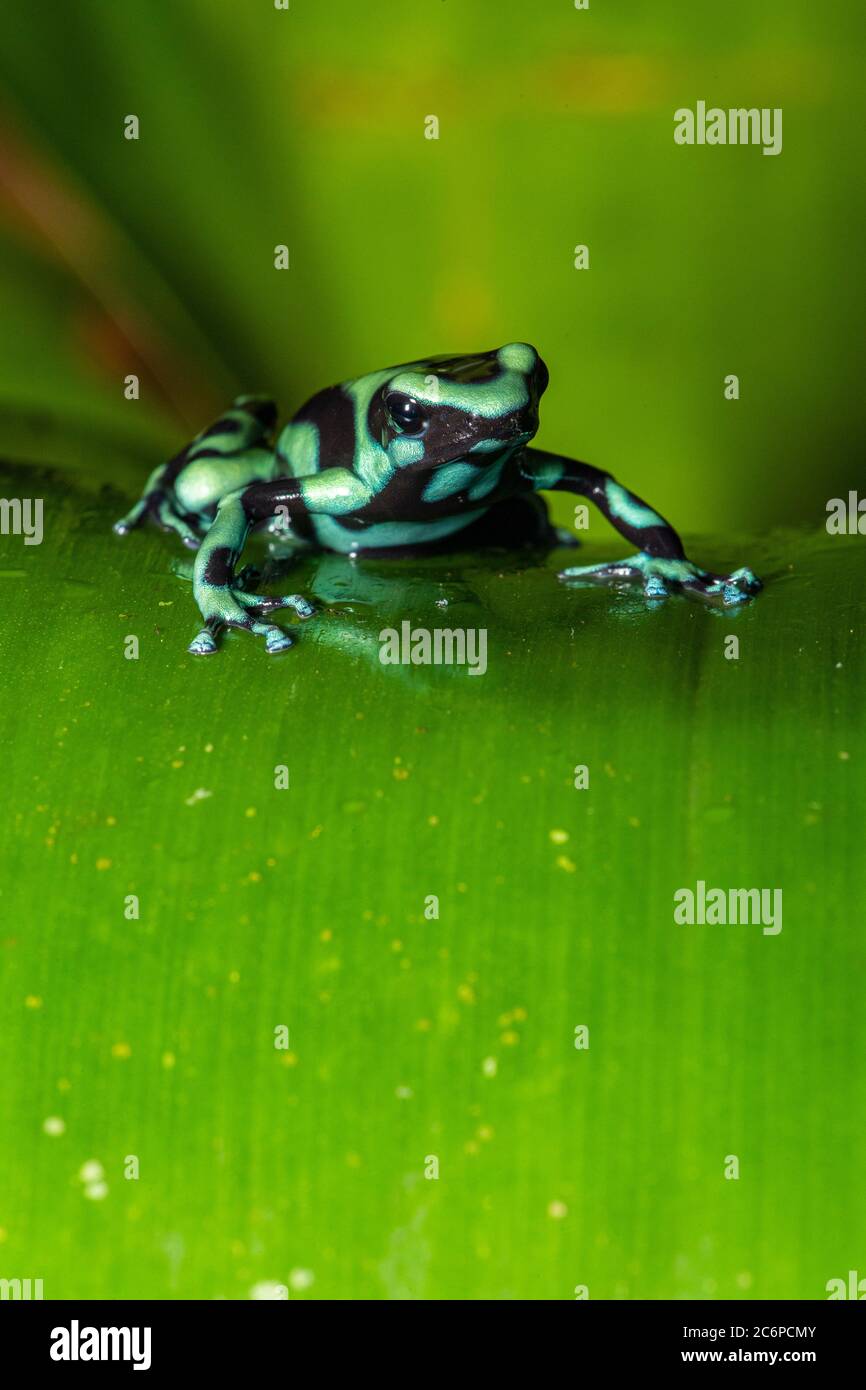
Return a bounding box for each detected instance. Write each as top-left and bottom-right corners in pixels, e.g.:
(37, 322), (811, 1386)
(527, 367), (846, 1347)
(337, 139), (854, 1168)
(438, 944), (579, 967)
(188, 469), (370, 655)
(522, 449), (762, 606)
(114, 396), (278, 549)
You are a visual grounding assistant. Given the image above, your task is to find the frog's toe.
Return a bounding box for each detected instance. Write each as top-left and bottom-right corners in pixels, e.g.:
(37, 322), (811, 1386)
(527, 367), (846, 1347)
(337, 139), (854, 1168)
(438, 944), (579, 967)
(721, 579), (753, 606)
(115, 487), (204, 548)
(283, 593), (315, 619)
(188, 628), (218, 656)
(236, 590), (315, 619)
(153, 496), (202, 548)
(113, 499), (148, 536)
(643, 573), (669, 600)
(726, 566), (763, 598)
(258, 624), (293, 654)
(682, 566), (763, 607)
(558, 559), (641, 586)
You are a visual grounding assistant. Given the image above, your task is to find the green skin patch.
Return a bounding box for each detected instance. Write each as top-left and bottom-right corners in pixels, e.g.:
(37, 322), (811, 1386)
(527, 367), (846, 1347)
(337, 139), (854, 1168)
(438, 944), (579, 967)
(113, 343), (762, 654)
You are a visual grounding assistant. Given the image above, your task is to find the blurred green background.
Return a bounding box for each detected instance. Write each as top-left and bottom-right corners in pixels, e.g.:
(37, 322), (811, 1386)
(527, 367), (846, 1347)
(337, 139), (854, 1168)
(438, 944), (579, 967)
(0, 1), (863, 1301)
(0, 0), (863, 527)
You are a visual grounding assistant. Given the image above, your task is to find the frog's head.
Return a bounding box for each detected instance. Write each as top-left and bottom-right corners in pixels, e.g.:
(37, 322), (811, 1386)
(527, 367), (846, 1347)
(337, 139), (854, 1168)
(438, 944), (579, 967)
(375, 342), (548, 469)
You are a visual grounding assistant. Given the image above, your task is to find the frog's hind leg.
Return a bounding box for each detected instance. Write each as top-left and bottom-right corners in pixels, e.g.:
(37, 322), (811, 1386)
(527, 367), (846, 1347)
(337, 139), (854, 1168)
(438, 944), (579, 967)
(114, 396), (280, 550)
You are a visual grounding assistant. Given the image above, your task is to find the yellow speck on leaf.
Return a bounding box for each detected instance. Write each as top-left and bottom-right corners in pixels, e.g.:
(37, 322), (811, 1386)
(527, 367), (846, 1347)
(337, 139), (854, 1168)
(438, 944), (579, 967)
(549, 828), (569, 844)
(556, 855), (576, 873)
(25, 995), (42, 1009)
(112, 1042), (131, 1059)
(96, 858), (112, 871)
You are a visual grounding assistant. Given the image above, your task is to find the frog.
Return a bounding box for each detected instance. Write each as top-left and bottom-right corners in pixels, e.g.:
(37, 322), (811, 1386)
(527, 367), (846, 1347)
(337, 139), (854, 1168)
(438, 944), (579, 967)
(114, 342), (762, 654)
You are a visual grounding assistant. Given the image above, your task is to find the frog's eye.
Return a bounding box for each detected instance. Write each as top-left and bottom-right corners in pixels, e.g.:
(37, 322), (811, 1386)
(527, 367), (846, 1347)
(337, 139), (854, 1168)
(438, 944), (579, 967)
(386, 392), (427, 435)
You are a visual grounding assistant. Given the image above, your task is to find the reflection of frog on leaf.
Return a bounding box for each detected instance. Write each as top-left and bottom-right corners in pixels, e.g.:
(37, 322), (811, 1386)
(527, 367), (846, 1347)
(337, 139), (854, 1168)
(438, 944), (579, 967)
(265, 547), (493, 686)
(116, 343), (761, 655)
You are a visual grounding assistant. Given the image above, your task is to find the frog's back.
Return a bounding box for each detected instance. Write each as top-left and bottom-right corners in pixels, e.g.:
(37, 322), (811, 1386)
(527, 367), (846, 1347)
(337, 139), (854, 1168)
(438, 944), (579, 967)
(275, 385), (357, 480)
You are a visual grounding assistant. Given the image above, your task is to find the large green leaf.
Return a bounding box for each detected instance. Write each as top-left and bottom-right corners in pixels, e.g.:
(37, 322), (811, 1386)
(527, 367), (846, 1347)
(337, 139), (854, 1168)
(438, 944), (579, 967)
(0, 464), (862, 1298)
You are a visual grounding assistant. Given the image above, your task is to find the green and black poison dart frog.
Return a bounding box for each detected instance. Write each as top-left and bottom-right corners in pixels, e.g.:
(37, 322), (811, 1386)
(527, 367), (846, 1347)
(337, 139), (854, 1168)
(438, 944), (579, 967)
(114, 342), (762, 654)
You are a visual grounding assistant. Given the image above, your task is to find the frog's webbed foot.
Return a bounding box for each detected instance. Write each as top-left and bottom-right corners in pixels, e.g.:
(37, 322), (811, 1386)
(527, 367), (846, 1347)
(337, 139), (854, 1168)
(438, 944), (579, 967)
(558, 552), (762, 607)
(188, 584), (315, 656)
(114, 471), (204, 550)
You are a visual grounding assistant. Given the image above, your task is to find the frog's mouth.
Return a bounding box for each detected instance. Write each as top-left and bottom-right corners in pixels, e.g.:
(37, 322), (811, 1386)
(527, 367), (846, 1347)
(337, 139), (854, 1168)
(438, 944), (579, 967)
(473, 428), (533, 452)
